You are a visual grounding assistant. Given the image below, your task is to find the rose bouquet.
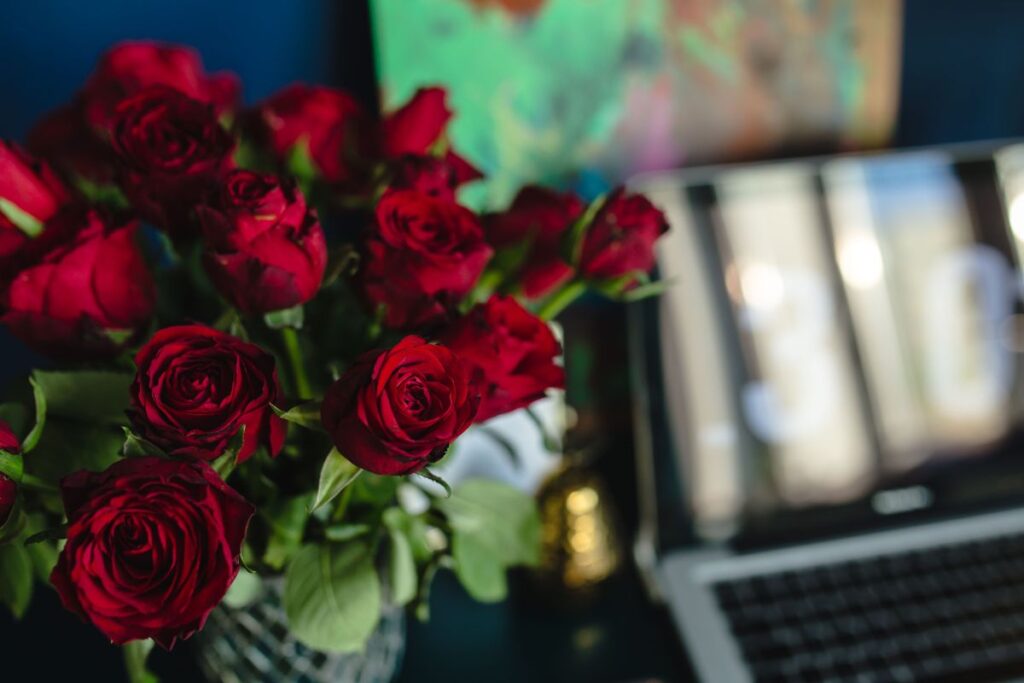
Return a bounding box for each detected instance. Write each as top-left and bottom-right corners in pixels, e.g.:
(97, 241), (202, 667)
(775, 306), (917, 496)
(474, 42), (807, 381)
(0, 41), (668, 680)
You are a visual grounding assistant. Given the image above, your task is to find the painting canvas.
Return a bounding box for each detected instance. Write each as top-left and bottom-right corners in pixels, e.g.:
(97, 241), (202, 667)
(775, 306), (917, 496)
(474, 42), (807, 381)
(371, 0), (902, 208)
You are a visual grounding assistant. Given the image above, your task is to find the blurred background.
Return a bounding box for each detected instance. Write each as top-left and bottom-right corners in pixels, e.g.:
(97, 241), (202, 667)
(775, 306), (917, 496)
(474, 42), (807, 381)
(4, 1), (1024, 681)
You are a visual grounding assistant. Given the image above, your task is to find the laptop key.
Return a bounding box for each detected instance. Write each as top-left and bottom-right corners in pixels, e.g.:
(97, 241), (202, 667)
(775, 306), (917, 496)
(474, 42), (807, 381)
(714, 530), (1024, 683)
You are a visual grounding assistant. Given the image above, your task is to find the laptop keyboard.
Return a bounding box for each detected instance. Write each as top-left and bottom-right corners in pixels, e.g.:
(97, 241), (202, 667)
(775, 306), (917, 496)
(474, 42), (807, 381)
(712, 532), (1024, 682)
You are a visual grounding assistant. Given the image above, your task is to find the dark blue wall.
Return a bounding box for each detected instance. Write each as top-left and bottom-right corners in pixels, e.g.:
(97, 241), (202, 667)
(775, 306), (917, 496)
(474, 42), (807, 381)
(895, 0), (1024, 146)
(0, 0), (362, 140)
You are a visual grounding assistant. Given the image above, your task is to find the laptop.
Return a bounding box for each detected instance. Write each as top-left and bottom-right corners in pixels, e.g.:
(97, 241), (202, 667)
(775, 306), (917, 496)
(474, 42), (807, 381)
(629, 142), (1024, 683)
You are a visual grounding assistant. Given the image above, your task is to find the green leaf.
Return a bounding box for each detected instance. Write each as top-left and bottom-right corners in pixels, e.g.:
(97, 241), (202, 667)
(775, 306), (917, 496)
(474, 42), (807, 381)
(0, 198), (43, 237)
(437, 480), (541, 603)
(350, 472), (400, 506)
(286, 138), (319, 184)
(451, 532), (508, 602)
(271, 400), (324, 430)
(382, 506), (433, 563)
(284, 541), (381, 653)
(121, 428), (166, 458)
(32, 370), (133, 425)
(27, 418), (122, 483)
(21, 376), (47, 453)
(262, 496), (310, 571)
(25, 540), (58, 582)
(233, 138), (274, 172)
(72, 176), (130, 210)
(382, 508), (417, 606)
(312, 449), (361, 513)
(123, 639), (159, 683)
(223, 571), (263, 609)
(24, 524), (67, 545)
(324, 523), (371, 542)
(437, 479), (541, 569)
(210, 449), (238, 480)
(0, 502), (26, 544)
(264, 305), (305, 330)
(0, 542), (33, 618)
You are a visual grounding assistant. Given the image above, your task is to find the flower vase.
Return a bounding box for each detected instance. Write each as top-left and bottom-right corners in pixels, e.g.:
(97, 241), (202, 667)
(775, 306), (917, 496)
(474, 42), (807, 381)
(195, 579), (405, 683)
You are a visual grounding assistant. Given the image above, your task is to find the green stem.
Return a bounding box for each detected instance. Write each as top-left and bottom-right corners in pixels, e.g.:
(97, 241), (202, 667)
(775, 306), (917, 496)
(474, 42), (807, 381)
(123, 639), (157, 683)
(332, 481), (356, 523)
(536, 280), (587, 321)
(18, 473), (57, 494)
(280, 327), (312, 399)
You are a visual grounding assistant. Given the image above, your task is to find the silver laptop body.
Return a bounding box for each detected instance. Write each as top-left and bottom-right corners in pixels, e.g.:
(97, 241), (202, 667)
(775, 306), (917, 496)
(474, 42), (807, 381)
(630, 143), (1024, 683)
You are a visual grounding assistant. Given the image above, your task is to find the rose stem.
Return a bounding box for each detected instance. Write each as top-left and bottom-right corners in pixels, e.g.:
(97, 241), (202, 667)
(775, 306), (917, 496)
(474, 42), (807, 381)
(331, 482), (356, 522)
(280, 327), (313, 399)
(536, 280), (587, 321)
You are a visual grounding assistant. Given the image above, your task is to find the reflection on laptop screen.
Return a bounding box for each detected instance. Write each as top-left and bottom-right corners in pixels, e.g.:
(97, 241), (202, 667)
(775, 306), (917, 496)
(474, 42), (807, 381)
(649, 148), (1024, 542)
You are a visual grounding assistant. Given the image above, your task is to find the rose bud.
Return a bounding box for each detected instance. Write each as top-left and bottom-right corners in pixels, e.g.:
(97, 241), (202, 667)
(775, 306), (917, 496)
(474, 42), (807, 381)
(1, 208), (155, 360)
(381, 87), (482, 185)
(246, 84), (370, 185)
(441, 296), (565, 422)
(0, 420), (21, 527)
(382, 87), (452, 158)
(128, 325), (286, 462)
(321, 335), (480, 475)
(50, 457), (254, 648)
(109, 86), (234, 238)
(579, 188), (669, 281)
(80, 40), (240, 131)
(389, 154), (484, 201)
(484, 185), (584, 299)
(0, 142), (70, 266)
(361, 189), (492, 329)
(198, 169), (327, 314)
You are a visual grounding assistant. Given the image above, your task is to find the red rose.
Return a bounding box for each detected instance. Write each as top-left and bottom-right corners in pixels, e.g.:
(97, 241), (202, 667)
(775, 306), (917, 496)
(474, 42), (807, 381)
(109, 86), (234, 237)
(382, 87), (452, 158)
(129, 325), (286, 463)
(199, 170), (327, 314)
(50, 457), (254, 648)
(362, 189), (492, 329)
(81, 41), (240, 131)
(321, 336), (480, 475)
(442, 296), (564, 422)
(29, 41), (238, 182)
(0, 142), (70, 267)
(0, 420), (20, 526)
(389, 154), (484, 201)
(1, 208), (155, 359)
(247, 84), (370, 185)
(484, 185), (584, 299)
(579, 188), (668, 281)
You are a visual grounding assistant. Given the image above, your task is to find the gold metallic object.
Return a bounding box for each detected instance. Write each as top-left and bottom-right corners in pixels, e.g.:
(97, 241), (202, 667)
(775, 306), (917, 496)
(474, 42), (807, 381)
(533, 460), (622, 591)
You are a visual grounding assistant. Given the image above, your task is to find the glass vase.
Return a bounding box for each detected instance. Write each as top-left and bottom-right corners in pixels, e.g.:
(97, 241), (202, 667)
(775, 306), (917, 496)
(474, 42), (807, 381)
(196, 579), (405, 683)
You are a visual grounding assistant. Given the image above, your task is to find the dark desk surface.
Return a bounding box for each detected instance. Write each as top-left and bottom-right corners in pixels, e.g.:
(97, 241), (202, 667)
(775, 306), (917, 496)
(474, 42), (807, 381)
(1, 565), (693, 682)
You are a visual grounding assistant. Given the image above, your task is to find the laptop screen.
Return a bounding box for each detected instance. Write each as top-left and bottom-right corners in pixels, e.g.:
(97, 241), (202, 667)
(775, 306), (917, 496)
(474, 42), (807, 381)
(638, 145), (1024, 546)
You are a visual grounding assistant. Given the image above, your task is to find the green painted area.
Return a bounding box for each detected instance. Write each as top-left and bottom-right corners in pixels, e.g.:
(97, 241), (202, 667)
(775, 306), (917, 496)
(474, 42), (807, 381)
(371, 0), (892, 209)
(372, 0), (653, 208)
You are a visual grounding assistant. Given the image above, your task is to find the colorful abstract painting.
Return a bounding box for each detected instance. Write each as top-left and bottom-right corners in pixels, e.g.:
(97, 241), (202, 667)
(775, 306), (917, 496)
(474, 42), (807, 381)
(371, 0), (902, 208)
